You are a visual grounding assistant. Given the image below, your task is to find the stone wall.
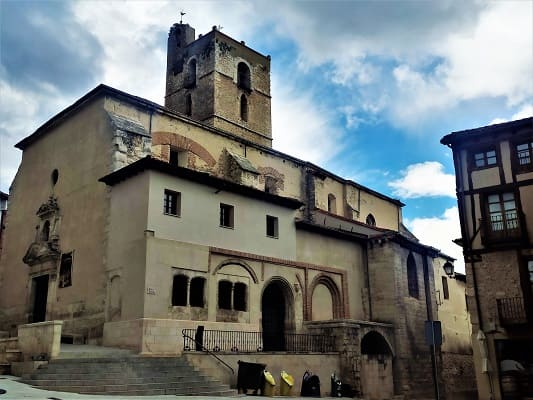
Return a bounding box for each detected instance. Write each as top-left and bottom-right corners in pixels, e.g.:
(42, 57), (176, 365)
(103, 318), (260, 354)
(184, 352), (340, 396)
(441, 351), (477, 400)
(17, 321), (62, 361)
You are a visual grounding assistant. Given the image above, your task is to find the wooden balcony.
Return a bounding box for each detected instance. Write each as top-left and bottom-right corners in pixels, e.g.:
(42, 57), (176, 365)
(497, 297), (529, 326)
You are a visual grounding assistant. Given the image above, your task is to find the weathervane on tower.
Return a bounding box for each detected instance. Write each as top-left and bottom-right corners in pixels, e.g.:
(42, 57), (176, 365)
(179, 10), (186, 24)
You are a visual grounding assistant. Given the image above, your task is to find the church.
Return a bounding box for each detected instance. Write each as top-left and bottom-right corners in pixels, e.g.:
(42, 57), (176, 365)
(0, 22), (473, 399)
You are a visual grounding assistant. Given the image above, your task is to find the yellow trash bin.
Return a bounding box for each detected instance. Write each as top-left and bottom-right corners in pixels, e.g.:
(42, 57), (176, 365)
(280, 370), (294, 396)
(263, 370), (276, 397)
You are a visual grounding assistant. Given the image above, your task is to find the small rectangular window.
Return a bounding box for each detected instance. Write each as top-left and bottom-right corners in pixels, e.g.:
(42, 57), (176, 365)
(59, 252), (73, 288)
(441, 276), (449, 300)
(473, 149), (497, 168)
(266, 215), (278, 238)
(220, 203), (234, 228)
(164, 190), (181, 216)
(515, 142), (533, 172)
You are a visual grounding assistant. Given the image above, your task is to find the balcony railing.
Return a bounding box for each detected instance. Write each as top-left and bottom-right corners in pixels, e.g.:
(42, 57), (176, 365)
(497, 297), (528, 326)
(182, 329), (337, 353)
(479, 217), (524, 245)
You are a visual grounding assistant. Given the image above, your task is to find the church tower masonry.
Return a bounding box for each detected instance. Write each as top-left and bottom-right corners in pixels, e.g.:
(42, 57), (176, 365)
(165, 23), (272, 148)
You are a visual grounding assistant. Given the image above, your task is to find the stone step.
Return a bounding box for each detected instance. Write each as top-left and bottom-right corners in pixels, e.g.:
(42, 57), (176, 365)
(25, 376), (215, 386)
(24, 371), (213, 381)
(35, 383), (232, 395)
(23, 354), (236, 396)
(38, 364), (196, 374)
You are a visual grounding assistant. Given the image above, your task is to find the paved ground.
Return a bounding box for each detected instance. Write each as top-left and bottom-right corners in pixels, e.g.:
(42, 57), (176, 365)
(0, 375), (344, 400)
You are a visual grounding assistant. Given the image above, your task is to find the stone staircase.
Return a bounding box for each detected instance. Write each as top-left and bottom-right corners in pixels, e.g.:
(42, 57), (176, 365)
(0, 334), (22, 374)
(21, 355), (237, 396)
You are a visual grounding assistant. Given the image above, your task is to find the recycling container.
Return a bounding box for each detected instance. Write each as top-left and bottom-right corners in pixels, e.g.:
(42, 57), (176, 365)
(263, 370), (276, 397)
(280, 370), (294, 396)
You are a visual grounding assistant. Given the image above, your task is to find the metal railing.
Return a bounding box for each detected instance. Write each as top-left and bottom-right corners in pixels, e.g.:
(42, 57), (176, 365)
(181, 331), (234, 374)
(497, 297), (528, 326)
(182, 328), (336, 353)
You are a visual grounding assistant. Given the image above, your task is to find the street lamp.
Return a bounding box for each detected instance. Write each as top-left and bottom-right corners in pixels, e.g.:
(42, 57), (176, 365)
(443, 262), (454, 277)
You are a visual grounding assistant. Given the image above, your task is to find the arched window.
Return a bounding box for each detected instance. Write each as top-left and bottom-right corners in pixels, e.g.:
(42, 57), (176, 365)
(240, 94), (248, 121)
(172, 275), (188, 306)
(237, 62), (251, 91)
(366, 214), (376, 226)
(234, 282), (247, 311)
(327, 194), (337, 214)
(185, 59), (196, 88)
(407, 253), (419, 298)
(218, 280), (232, 310)
(185, 93), (192, 116)
(41, 220), (50, 242)
(189, 277), (205, 307)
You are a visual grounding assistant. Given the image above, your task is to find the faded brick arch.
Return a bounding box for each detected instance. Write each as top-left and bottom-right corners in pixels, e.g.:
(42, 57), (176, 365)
(152, 131), (216, 168)
(258, 167), (284, 183)
(308, 273), (344, 319)
(212, 258), (259, 284)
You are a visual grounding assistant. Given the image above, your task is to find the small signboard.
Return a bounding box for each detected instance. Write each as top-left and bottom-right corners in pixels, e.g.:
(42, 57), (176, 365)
(425, 320), (442, 346)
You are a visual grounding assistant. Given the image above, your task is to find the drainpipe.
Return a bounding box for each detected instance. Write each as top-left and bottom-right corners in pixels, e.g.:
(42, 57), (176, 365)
(422, 251), (440, 400)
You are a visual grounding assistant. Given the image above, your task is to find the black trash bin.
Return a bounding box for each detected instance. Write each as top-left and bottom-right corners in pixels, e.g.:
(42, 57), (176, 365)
(301, 371), (321, 397)
(237, 360), (267, 395)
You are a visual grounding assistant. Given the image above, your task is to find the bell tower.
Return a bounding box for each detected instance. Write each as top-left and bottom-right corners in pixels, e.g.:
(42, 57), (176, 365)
(165, 23), (272, 148)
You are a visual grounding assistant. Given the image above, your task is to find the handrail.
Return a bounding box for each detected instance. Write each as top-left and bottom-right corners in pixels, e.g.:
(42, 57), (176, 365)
(182, 330), (235, 374)
(182, 328), (336, 353)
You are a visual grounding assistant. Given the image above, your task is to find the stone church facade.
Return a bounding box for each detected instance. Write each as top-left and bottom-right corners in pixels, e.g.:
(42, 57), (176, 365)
(0, 22), (473, 399)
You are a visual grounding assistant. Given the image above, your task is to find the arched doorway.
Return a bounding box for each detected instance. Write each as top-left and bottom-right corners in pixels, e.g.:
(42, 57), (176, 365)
(360, 331), (394, 400)
(261, 280), (293, 351)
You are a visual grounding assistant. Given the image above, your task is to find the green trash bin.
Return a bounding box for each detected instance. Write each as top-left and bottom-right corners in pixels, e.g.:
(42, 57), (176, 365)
(280, 370), (294, 396)
(263, 370), (276, 397)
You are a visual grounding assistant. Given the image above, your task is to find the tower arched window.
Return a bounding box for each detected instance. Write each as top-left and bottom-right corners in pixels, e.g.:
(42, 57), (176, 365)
(366, 214), (376, 226)
(185, 59), (196, 88)
(237, 62), (251, 91)
(327, 194), (337, 214)
(240, 94), (248, 121)
(407, 253), (419, 298)
(185, 93), (192, 116)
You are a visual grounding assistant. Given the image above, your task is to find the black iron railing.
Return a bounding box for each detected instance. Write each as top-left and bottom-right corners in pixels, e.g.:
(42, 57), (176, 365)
(182, 329), (336, 353)
(181, 331), (234, 374)
(497, 297), (528, 326)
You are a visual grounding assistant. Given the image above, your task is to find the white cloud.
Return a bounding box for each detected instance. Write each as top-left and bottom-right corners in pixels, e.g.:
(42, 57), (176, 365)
(490, 104), (533, 125)
(440, 2), (532, 106)
(388, 161), (456, 199)
(271, 78), (344, 164)
(0, 77), (71, 191)
(406, 207), (464, 273)
(263, 1), (532, 129)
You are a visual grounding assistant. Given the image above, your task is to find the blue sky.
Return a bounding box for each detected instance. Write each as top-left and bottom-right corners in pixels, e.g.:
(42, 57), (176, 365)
(1, 0), (532, 271)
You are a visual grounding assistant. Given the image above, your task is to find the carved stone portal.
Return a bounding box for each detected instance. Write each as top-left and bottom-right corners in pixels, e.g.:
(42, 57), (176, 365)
(23, 196), (61, 267)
